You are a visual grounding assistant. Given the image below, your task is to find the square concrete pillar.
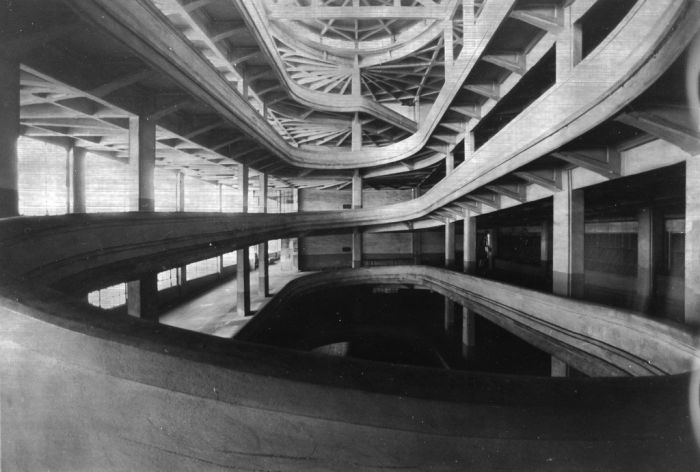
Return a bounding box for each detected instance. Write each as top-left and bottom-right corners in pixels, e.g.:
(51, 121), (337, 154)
(463, 210), (477, 274)
(239, 163), (249, 212)
(636, 207), (663, 313)
(258, 173), (269, 297)
(127, 274), (159, 321)
(552, 171), (584, 298)
(0, 58), (19, 217)
(445, 219), (455, 269)
(685, 157), (700, 325)
(237, 247), (251, 317)
(71, 146), (87, 213)
(128, 116), (156, 212)
(176, 171), (185, 212)
(352, 169), (363, 268)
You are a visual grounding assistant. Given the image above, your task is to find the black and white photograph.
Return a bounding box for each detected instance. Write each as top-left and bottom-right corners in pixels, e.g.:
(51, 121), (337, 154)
(1, 0), (700, 470)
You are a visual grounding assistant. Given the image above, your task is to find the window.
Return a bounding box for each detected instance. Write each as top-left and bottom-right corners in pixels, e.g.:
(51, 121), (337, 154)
(88, 283), (127, 309)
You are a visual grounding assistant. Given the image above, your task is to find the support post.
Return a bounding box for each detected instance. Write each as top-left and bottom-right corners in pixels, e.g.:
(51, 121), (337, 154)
(128, 115), (156, 212)
(237, 247), (251, 316)
(352, 169), (363, 268)
(239, 163), (249, 213)
(177, 171), (185, 212)
(72, 146), (87, 213)
(556, 4), (582, 81)
(685, 157), (700, 325)
(237, 163), (250, 316)
(352, 112), (362, 151)
(412, 187), (422, 264)
(552, 170), (584, 298)
(636, 207), (663, 313)
(463, 210), (477, 274)
(258, 173), (269, 297)
(0, 58), (19, 217)
(127, 273), (159, 321)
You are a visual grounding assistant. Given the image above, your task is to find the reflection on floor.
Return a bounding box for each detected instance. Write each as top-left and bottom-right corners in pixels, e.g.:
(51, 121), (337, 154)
(159, 262), (307, 338)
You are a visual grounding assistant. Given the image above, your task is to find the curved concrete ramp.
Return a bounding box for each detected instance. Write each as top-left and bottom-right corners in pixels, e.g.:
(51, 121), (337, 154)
(1, 279), (699, 471)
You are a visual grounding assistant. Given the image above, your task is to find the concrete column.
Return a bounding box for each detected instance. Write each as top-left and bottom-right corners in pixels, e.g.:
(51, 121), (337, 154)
(177, 171), (185, 212)
(636, 207), (663, 313)
(444, 149), (456, 269)
(237, 163), (251, 316)
(462, 210), (477, 352)
(237, 248), (251, 317)
(464, 131), (475, 163)
(556, 5), (582, 81)
(445, 219), (455, 269)
(258, 173), (269, 297)
(412, 187), (421, 264)
(351, 112), (362, 151)
(551, 356), (570, 377)
(352, 169), (363, 268)
(552, 170), (584, 298)
(72, 146), (87, 213)
(685, 157), (700, 325)
(127, 273), (159, 321)
(128, 115), (156, 212)
(239, 163), (249, 212)
(351, 55), (361, 97)
(0, 58), (19, 217)
(463, 210), (477, 274)
(443, 21), (454, 74)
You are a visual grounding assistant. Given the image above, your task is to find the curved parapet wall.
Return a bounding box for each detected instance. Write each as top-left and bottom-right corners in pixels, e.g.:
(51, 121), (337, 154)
(236, 266), (700, 377)
(69, 0), (700, 169)
(1, 272), (699, 470)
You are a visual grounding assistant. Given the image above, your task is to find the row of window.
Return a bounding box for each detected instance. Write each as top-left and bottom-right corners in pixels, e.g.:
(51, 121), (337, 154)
(87, 245), (281, 309)
(17, 137), (296, 215)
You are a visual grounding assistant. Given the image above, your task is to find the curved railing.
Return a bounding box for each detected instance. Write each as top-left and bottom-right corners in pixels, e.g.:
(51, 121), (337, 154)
(236, 266), (700, 377)
(69, 0), (699, 169)
(1, 261), (699, 469)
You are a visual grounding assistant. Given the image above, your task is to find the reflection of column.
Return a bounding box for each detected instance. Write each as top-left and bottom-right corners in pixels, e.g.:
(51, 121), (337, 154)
(258, 173), (269, 297)
(636, 207), (662, 313)
(72, 146), (87, 213)
(540, 220), (551, 276)
(127, 273), (159, 321)
(551, 356), (570, 377)
(685, 157), (700, 325)
(0, 58), (20, 217)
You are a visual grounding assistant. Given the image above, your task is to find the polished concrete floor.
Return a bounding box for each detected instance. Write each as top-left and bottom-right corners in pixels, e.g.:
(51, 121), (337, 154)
(159, 262), (307, 338)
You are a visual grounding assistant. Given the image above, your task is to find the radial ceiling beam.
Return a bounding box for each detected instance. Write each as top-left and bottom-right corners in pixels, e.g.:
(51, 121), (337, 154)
(267, 6), (446, 21)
